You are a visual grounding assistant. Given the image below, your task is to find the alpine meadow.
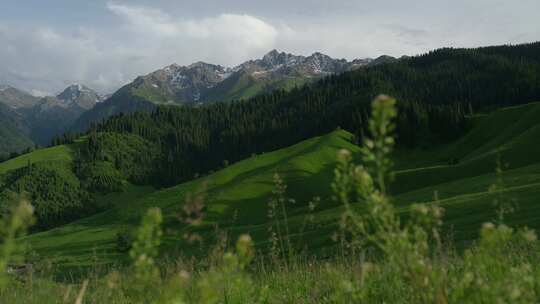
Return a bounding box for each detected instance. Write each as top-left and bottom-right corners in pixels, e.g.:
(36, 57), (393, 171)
(1, 1), (540, 303)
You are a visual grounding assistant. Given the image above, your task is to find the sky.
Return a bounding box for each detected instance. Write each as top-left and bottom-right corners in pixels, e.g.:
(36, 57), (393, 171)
(0, 0), (538, 95)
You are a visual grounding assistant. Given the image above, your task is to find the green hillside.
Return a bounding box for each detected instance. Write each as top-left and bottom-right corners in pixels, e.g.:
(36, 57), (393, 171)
(203, 73), (311, 102)
(0, 144), (74, 174)
(22, 129), (359, 267)
(18, 102), (540, 269)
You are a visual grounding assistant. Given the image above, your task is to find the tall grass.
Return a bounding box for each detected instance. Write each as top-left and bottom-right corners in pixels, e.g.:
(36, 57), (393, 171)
(2, 96), (540, 303)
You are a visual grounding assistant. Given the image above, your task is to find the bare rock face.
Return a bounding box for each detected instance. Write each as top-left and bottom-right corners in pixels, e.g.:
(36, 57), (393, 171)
(122, 50), (377, 104)
(56, 84), (103, 110)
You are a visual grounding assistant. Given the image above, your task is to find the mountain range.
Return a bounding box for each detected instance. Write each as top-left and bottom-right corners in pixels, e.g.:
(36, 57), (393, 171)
(118, 49), (394, 105)
(1, 50), (396, 154)
(0, 84), (103, 156)
(72, 50), (395, 131)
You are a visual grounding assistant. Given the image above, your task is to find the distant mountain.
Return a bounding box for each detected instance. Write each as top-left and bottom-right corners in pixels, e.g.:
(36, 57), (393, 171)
(56, 84), (103, 110)
(71, 86), (156, 133)
(71, 50), (387, 132)
(369, 55), (399, 66)
(126, 50), (376, 104)
(0, 85), (40, 109)
(239, 50), (353, 77)
(26, 84), (102, 145)
(127, 62), (231, 104)
(0, 84), (101, 153)
(204, 50), (367, 102)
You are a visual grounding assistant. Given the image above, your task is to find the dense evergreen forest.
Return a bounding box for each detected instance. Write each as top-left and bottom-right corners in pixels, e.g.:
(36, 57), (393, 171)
(81, 42), (539, 187)
(0, 164), (93, 230)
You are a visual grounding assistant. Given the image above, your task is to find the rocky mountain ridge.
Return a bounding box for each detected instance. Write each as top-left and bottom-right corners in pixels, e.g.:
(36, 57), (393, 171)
(71, 50), (398, 133)
(125, 50), (395, 104)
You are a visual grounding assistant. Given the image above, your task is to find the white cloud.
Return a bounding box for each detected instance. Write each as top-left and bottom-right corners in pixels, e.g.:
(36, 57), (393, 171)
(106, 2), (179, 37)
(0, 1), (538, 95)
(0, 3), (279, 94)
(105, 3), (279, 66)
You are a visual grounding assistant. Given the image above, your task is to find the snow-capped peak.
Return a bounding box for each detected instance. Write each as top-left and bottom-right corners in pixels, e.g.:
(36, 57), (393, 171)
(56, 84), (101, 108)
(127, 50), (378, 104)
(163, 63), (180, 73)
(260, 49), (303, 69)
(61, 83), (90, 93)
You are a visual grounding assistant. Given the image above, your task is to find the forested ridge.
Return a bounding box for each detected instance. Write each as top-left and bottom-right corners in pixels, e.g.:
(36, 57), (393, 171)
(0, 163), (93, 230)
(82, 42), (540, 186)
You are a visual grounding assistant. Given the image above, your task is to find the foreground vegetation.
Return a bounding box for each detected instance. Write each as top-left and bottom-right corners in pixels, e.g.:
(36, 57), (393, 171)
(1, 97), (540, 303)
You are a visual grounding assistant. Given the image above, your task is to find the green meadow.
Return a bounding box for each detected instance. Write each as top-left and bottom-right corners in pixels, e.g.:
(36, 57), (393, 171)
(12, 102), (540, 271)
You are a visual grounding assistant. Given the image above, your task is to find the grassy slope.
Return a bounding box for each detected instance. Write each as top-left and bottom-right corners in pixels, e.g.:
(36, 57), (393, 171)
(19, 102), (540, 268)
(0, 144), (75, 174)
(205, 74), (311, 102)
(22, 130), (358, 267)
(133, 73), (313, 104)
